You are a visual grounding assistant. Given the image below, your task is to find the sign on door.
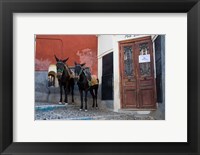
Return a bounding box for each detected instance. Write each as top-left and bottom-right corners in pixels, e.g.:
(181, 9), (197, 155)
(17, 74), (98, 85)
(139, 54), (150, 63)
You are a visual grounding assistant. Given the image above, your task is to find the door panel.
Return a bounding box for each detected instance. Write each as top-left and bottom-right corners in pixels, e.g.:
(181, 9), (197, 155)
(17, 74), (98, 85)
(120, 37), (156, 109)
(140, 89), (154, 107)
(124, 88), (137, 108)
(135, 40), (156, 108)
(120, 44), (137, 108)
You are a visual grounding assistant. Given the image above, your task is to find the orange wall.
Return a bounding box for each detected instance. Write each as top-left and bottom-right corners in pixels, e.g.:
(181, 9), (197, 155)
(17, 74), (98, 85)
(35, 35), (98, 76)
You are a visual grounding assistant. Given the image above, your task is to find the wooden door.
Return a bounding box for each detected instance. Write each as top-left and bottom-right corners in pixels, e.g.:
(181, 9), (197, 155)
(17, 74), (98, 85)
(120, 43), (137, 108)
(119, 37), (156, 109)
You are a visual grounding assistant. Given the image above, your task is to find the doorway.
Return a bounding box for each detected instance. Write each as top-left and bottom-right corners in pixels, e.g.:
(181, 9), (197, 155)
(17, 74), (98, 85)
(119, 36), (156, 109)
(102, 52), (113, 100)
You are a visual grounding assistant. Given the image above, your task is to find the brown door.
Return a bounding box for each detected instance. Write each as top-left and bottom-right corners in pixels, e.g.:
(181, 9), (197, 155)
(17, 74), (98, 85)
(119, 37), (156, 109)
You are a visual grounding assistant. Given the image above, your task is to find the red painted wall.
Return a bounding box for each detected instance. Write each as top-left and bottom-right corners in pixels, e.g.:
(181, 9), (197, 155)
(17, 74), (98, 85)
(35, 35), (98, 76)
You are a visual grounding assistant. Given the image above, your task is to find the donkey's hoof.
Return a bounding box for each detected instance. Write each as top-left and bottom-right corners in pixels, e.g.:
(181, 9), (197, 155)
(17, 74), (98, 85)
(64, 103), (68, 106)
(85, 109), (88, 112)
(58, 102), (62, 105)
(79, 109), (83, 111)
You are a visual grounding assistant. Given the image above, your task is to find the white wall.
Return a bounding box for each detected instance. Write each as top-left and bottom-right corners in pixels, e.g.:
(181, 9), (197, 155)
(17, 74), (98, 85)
(98, 35), (113, 56)
(97, 35), (114, 101)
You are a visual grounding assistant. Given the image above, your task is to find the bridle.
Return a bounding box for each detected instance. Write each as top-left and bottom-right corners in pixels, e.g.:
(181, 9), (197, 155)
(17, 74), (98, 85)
(56, 61), (72, 77)
(75, 65), (91, 90)
(56, 61), (65, 75)
(75, 65), (84, 79)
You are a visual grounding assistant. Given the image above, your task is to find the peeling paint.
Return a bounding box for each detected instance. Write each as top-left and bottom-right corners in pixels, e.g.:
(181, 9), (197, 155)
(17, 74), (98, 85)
(35, 35), (98, 75)
(35, 58), (51, 70)
(77, 48), (98, 76)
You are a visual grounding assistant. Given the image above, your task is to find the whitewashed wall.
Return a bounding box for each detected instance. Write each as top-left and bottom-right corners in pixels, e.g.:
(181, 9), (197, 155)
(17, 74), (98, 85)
(97, 35), (114, 105)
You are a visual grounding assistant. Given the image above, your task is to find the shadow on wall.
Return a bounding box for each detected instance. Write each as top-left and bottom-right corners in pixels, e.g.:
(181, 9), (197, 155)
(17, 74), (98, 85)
(35, 71), (114, 110)
(35, 71), (99, 103)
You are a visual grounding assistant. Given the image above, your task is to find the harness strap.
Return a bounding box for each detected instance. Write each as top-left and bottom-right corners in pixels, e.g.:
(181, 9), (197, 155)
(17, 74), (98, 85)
(64, 64), (74, 78)
(83, 70), (94, 87)
(78, 67), (83, 77)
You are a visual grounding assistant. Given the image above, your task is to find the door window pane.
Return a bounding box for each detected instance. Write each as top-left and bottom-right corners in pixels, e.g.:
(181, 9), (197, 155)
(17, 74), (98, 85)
(124, 46), (133, 76)
(139, 43), (151, 77)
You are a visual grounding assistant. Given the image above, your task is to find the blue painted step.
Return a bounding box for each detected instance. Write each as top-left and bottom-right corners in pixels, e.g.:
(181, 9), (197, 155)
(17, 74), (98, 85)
(35, 104), (66, 111)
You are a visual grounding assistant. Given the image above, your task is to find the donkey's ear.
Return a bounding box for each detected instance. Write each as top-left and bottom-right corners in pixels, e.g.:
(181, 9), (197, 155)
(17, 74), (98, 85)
(62, 57), (69, 63)
(74, 61), (77, 65)
(81, 63), (86, 66)
(54, 55), (59, 62)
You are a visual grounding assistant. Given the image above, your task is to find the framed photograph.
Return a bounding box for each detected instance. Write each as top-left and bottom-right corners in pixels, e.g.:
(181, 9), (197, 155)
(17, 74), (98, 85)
(34, 34), (164, 121)
(0, 0), (200, 154)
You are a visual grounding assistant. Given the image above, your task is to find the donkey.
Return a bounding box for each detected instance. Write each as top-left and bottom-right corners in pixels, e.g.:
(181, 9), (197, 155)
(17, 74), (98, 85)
(74, 62), (99, 111)
(55, 55), (74, 105)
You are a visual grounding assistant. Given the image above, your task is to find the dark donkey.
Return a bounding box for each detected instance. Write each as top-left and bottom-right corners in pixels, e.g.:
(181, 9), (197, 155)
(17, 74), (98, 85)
(55, 55), (75, 105)
(74, 62), (99, 111)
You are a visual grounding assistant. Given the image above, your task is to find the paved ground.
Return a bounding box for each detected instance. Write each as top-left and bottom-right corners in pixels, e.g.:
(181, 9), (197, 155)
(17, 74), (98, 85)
(35, 102), (155, 120)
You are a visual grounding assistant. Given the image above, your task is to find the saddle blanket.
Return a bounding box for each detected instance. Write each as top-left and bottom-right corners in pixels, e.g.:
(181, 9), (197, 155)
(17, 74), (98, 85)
(89, 75), (99, 86)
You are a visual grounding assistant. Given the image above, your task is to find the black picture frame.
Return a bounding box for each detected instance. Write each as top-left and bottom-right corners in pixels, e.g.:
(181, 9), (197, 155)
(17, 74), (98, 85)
(0, 0), (200, 154)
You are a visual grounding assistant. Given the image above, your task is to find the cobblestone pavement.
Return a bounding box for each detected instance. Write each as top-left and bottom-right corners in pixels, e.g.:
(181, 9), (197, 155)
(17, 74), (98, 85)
(35, 102), (155, 120)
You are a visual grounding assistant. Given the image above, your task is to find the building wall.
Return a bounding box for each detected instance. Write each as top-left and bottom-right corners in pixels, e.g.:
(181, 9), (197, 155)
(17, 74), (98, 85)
(35, 35), (98, 103)
(98, 35), (113, 56)
(35, 35), (98, 76)
(98, 34), (156, 112)
(98, 35), (114, 110)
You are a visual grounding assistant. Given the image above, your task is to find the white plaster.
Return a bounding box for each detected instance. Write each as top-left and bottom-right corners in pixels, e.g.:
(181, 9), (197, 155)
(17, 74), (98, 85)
(48, 64), (59, 87)
(48, 64), (57, 73)
(98, 35), (113, 55)
(97, 57), (102, 98)
(152, 37), (157, 78)
(97, 35), (114, 100)
(98, 48), (113, 59)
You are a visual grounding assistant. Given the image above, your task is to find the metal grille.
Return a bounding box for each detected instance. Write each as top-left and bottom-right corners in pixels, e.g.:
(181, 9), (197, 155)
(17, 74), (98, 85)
(124, 46), (133, 76)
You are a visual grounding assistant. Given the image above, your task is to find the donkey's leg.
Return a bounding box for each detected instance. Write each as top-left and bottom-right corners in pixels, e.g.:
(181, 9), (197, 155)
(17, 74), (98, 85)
(59, 85), (63, 104)
(90, 88), (95, 108)
(71, 81), (74, 103)
(79, 89), (83, 110)
(64, 83), (68, 105)
(95, 86), (98, 108)
(85, 90), (88, 111)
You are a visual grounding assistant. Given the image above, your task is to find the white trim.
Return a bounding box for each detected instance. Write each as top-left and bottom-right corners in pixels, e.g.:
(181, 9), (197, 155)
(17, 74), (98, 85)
(152, 35), (158, 42)
(98, 49), (113, 59)
(152, 38), (157, 79)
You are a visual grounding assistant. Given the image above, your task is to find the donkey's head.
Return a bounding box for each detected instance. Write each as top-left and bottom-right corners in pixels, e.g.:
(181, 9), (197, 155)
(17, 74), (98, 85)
(55, 55), (69, 80)
(74, 61), (86, 78)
